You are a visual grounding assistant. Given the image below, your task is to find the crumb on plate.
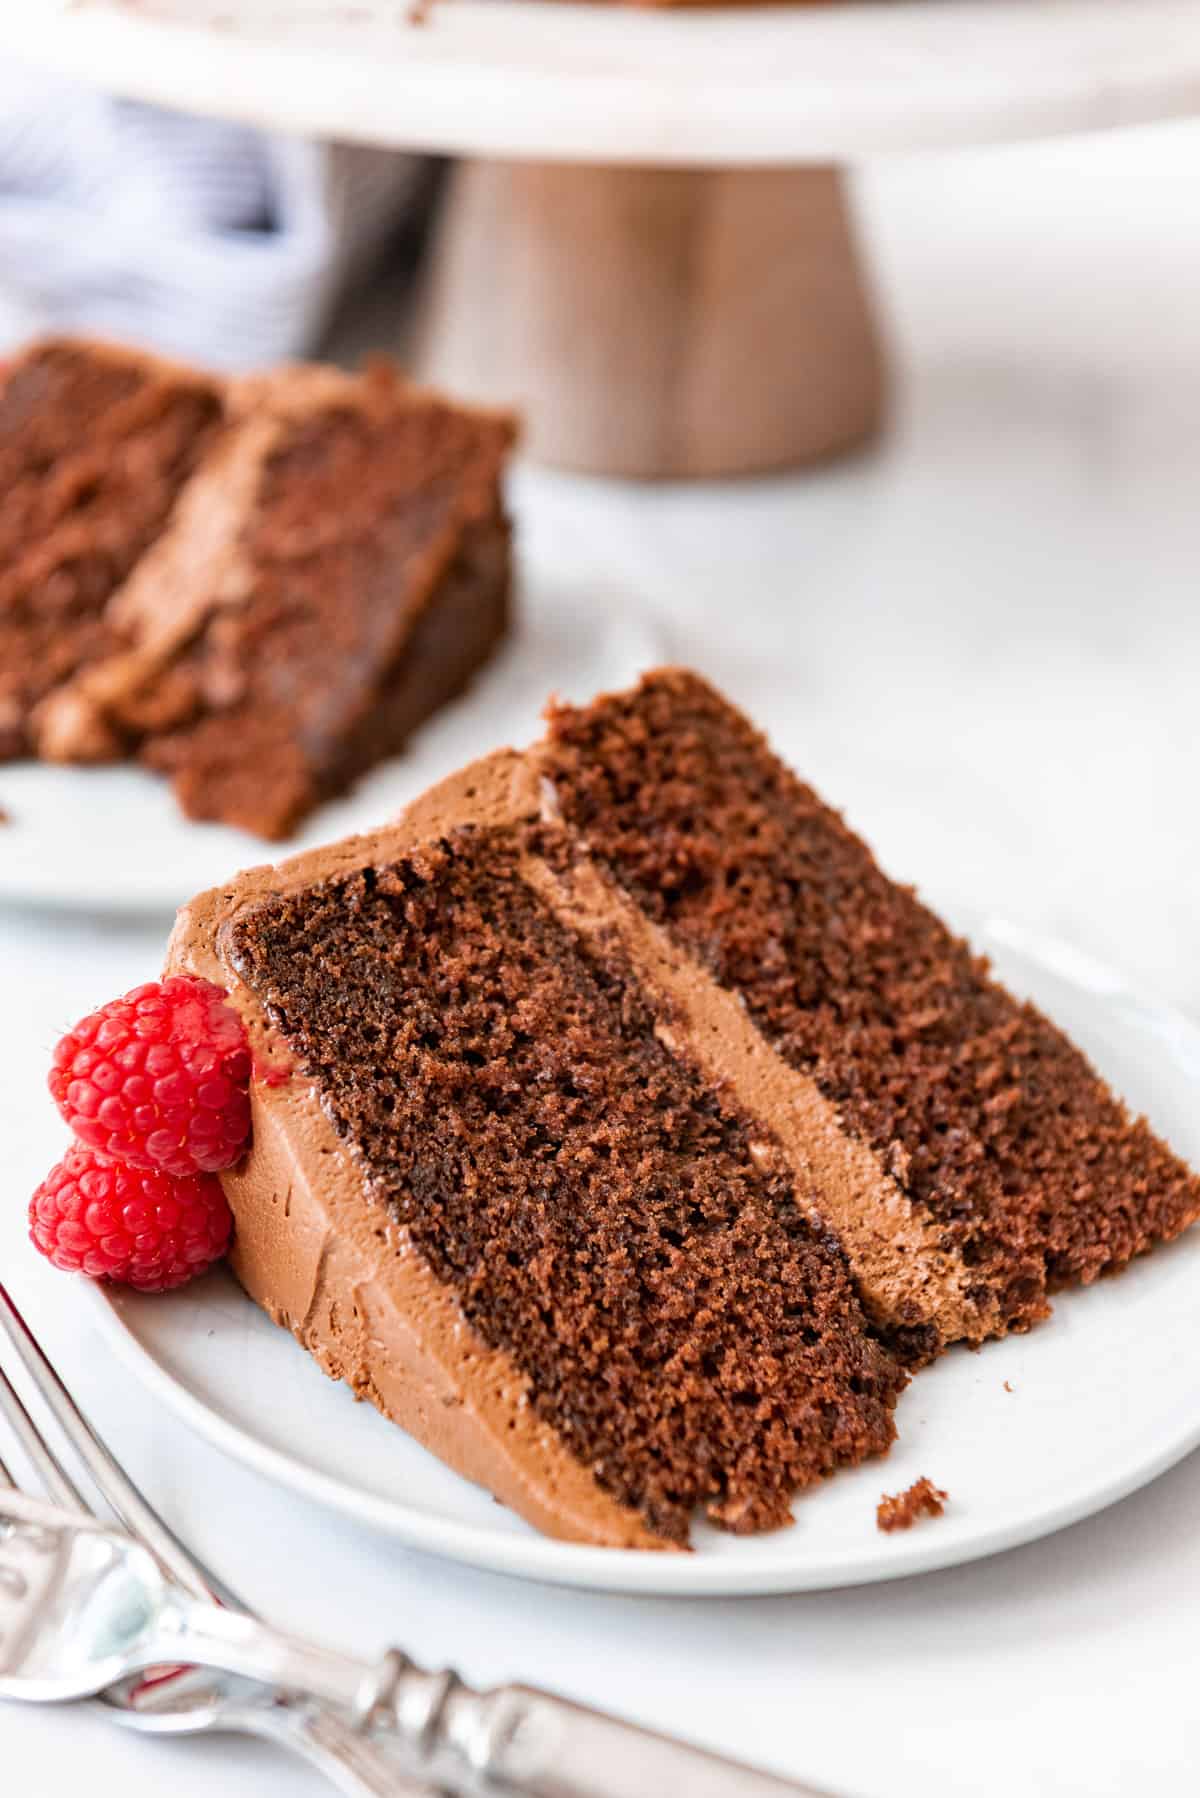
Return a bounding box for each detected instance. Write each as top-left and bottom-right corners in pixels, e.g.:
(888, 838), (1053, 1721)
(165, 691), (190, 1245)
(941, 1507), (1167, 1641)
(877, 1476), (948, 1533)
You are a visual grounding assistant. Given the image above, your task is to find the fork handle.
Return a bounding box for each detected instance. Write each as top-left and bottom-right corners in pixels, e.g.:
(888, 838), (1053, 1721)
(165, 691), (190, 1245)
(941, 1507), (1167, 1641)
(383, 1659), (831, 1798)
(165, 1597), (824, 1796)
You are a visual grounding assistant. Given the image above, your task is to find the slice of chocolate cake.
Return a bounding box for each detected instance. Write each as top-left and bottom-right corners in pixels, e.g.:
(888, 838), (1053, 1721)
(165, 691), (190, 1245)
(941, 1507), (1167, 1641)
(168, 669), (1199, 1546)
(169, 754), (905, 1548)
(36, 360), (514, 839)
(0, 338), (224, 758)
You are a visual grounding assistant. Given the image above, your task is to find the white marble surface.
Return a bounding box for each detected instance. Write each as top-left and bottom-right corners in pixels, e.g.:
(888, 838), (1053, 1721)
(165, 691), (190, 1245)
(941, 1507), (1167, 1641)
(3, 119), (1200, 1794)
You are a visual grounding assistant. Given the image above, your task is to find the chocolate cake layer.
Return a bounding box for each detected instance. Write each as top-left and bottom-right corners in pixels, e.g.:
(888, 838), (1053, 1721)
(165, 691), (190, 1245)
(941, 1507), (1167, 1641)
(38, 362), (514, 839)
(539, 671), (1200, 1343)
(224, 825), (904, 1545)
(0, 339), (223, 758)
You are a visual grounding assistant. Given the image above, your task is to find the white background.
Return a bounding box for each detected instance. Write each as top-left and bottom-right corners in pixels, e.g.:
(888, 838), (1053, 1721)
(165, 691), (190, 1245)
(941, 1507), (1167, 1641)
(2, 117), (1200, 1794)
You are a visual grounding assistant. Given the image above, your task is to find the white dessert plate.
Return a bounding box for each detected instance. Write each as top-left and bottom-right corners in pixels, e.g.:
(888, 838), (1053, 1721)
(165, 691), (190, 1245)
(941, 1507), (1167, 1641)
(0, 513), (664, 916)
(88, 917), (1200, 1595)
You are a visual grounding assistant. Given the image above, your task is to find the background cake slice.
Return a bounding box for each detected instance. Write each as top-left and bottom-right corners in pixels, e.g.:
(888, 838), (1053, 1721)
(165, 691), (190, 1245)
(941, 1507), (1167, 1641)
(0, 337), (224, 758)
(168, 753), (905, 1549)
(537, 669), (1200, 1354)
(36, 360), (515, 838)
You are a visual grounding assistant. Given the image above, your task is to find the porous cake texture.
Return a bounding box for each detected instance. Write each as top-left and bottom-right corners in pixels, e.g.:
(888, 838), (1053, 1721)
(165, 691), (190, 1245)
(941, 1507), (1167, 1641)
(227, 829), (903, 1545)
(540, 672), (1200, 1354)
(168, 671), (1200, 1547)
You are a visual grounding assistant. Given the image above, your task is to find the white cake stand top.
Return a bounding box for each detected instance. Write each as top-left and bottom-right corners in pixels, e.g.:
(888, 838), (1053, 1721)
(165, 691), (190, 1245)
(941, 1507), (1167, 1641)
(9, 0), (1200, 167)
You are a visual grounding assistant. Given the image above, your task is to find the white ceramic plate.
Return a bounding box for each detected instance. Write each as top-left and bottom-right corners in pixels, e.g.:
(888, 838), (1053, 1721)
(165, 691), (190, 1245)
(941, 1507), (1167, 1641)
(89, 917), (1200, 1594)
(0, 532), (664, 915)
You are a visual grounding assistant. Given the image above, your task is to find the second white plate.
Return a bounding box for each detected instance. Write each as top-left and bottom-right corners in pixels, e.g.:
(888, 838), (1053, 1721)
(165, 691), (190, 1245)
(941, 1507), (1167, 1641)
(89, 917), (1200, 1595)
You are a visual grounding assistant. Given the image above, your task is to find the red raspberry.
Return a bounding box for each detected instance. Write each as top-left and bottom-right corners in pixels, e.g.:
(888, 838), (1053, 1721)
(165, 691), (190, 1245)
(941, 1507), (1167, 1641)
(49, 976), (251, 1177)
(29, 1144), (232, 1292)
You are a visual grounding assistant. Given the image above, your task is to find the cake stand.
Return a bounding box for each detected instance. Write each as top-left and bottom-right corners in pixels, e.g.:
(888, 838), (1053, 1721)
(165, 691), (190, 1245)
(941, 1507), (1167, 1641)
(10, 0), (1200, 475)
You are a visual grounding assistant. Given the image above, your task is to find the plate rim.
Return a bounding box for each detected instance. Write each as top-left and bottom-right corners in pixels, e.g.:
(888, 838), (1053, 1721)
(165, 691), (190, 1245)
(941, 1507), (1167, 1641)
(85, 920), (1200, 1596)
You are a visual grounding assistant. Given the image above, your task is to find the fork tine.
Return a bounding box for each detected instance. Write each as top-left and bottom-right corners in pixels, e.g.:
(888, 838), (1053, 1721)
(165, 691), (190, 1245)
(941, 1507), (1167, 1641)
(0, 1281), (227, 1603)
(0, 1363), (85, 1508)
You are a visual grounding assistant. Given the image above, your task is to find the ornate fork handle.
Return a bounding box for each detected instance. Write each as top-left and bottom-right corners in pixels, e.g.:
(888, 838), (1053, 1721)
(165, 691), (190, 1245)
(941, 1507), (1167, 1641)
(376, 1656), (831, 1798)
(141, 1592), (825, 1796)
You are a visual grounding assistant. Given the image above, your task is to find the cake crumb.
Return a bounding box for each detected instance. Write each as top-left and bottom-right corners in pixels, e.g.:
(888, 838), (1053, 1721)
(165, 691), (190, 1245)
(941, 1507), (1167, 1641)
(1003, 1380), (1013, 1393)
(877, 1477), (947, 1533)
(0, 805), (9, 825)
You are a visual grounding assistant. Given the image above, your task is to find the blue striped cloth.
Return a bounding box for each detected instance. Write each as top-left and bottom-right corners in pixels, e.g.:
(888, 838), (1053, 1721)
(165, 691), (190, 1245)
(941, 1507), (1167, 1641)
(0, 64), (423, 367)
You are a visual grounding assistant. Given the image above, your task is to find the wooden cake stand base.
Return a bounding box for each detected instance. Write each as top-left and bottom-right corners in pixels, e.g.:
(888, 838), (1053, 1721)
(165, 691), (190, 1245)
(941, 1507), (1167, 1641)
(410, 161), (885, 478)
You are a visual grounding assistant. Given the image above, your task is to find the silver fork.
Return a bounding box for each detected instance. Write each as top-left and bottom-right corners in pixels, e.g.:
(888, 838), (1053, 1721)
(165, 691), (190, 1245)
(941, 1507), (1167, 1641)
(0, 1283), (831, 1798)
(0, 1282), (438, 1797)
